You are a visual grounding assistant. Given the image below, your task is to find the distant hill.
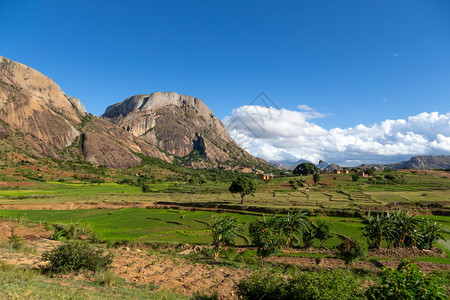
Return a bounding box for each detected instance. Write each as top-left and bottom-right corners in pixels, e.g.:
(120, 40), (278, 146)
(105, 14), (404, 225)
(386, 155), (450, 170)
(269, 159), (314, 170)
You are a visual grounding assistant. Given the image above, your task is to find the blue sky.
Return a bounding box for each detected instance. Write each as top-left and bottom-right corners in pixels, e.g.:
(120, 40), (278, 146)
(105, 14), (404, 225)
(1, 1), (449, 164)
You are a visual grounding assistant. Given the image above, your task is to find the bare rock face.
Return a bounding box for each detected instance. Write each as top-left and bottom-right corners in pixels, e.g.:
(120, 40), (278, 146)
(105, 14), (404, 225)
(102, 92), (258, 166)
(0, 57), (170, 169)
(0, 56), (85, 150)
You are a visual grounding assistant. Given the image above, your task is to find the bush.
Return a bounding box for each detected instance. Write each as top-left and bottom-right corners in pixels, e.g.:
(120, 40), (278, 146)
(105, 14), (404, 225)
(249, 216), (286, 259)
(286, 269), (363, 299)
(51, 223), (93, 241)
(236, 269), (363, 300)
(337, 238), (367, 266)
(314, 219), (332, 247)
(42, 241), (113, 274)
(141, 184), (152, 193)
(236, 271), (287, 300)
(366, 261), (446, 299)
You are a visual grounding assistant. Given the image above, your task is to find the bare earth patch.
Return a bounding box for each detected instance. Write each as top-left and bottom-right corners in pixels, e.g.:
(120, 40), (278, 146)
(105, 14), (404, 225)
(110, 247), (250, 299)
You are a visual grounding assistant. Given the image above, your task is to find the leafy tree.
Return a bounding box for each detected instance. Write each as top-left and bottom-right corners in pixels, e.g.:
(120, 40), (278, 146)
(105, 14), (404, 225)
(314, 219), (332, 247)
(249, 215), (286, 261)
(293, 162), (319, 176)
(366, 261), (446, 299)
(278, 210), (310, 248)
(229, 177), (256, 204)
(209, 216), (242, 260)
(351, 174), (360, 181)
(312, 173), (320, 185)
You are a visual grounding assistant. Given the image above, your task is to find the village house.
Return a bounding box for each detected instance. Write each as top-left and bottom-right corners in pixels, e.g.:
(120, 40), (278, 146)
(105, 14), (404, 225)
(260, 173), (274, 181)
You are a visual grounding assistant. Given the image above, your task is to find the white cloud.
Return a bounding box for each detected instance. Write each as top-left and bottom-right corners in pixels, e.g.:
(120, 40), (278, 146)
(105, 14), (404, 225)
(297, 104), (314, 111)
(222, 106), (450, 166)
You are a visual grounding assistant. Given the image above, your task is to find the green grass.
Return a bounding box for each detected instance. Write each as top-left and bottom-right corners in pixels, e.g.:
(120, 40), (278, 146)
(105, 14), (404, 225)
(1, 208), (448, 252)
(0, 263), (187, 300)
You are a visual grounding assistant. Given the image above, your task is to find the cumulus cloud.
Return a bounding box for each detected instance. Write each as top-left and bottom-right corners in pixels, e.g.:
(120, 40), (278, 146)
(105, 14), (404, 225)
(222, 107), (450, 166)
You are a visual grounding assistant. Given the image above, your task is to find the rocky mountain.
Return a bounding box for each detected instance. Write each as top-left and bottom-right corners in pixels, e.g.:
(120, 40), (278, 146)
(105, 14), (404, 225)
(386, 155), (450, 170)
(0, 56), (267, 171)
(0, 56), (168, 168)
(102, 92), (263, 168)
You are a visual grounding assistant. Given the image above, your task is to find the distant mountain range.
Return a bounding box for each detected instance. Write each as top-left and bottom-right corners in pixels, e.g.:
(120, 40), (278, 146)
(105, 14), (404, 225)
(270, 155), (450, 171)
(361, 155), (450, 170)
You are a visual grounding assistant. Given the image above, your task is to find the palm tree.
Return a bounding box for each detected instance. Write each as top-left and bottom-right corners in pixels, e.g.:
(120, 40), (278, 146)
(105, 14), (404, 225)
(278, 210), (310, 248)
(209, 216), (242, 260)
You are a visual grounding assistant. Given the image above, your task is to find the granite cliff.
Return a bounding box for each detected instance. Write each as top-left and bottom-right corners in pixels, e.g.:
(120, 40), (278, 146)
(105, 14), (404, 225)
(0, 56), (266, 170)
(102, 92), (263, 168)
(0, 56), (169, 168)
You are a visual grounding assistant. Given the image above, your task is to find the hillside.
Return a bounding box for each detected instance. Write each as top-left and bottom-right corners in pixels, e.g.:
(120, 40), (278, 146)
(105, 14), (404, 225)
(388, 155), (450, 170)
(0, 56), (269, 171)
(102, 92), (267, 170)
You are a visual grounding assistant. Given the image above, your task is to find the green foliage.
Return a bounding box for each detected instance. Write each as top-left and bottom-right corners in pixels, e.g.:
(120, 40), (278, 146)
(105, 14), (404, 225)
(249, 215), (286, 259)
(301, 223), (315, 248)
(142, 184), (152, 193)
(366, 261), (447, 299)
(417, 218), (445, 250)
(337, 238), (367, 266)
(313, 173), (320, 185)
(236, 271), (287, 299)
(209, 216), (242, 259)
(237, 269), (363, 300)
(228, 176), (256, 204)
(51, 222), (93, 241)
(42, 241), (113, 274)
(314, 219), (333, 247)
(363, 210), (442, 249)
(352, 174), (360, 181)
(277, 210), (310, 247)
(8, 234), (25, 250)
(293, 162), (319, 176)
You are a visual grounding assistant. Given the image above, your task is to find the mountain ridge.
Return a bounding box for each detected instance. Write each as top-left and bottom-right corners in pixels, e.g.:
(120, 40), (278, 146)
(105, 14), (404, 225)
(0, 56), (268, 171)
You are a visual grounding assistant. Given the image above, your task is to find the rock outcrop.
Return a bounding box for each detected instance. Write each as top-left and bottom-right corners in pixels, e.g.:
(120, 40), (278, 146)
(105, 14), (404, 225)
(0, 56), (266, 170)
(0, 56), (169, 168)
(0, 56), (84, 151)
(102, 92), (260, 167)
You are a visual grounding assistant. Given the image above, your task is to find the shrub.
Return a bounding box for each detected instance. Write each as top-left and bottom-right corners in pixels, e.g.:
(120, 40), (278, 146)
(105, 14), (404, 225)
(42, 241), (113, 274)
(337, 238), (367, 266)
(141, 184), (152, 193)
(249, 216), (286, 260)
(366, 261), (446, 299)
(286, 269), (363, 300)
(352, 174), (360, 181)
(51, 223), (93, 241)
(236, 271), (287, 300)
(314, 219), (332, 247)
(236, 269), (363, 300)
